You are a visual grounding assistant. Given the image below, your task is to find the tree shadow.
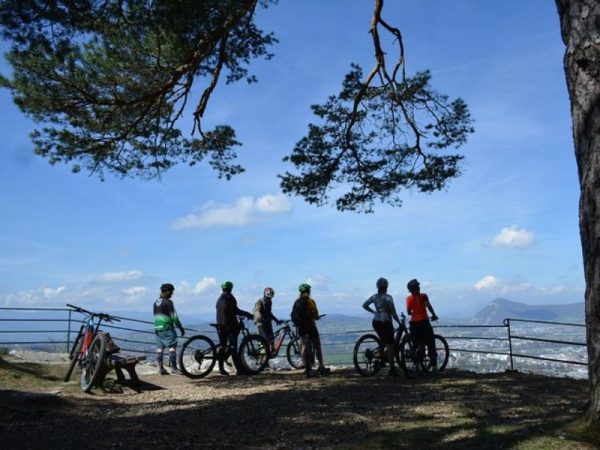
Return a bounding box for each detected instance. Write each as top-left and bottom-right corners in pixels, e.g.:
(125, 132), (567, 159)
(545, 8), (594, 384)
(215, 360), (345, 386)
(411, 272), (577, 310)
(1, 367), (596, 449)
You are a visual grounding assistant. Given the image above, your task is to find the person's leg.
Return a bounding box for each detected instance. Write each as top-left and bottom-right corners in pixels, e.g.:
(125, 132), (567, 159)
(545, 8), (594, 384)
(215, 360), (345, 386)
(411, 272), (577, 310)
(169, 345), (178, 373)
(312, 327), (331, 375)
(425, 321), (437, 367)
(217, 327), (229, 375)
(156, 332), (168, 374)
(382, 321), (397, 376)
(229, 327), (245, 374)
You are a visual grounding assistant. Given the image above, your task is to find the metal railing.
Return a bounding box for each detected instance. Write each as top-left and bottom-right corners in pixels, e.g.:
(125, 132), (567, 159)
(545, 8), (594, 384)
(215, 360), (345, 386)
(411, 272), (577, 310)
(0, 307), (589, 377)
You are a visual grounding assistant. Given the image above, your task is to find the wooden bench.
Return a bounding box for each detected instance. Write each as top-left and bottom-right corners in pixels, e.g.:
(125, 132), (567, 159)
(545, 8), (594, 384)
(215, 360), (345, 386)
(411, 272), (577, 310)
(96, 354), (147, 388)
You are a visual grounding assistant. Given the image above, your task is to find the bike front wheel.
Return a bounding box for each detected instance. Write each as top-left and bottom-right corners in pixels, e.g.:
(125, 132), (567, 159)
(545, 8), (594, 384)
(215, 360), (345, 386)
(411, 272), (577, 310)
(286, 338), (304, 369)
(421, 334), (449, 373)
(64, 326), (84, 382)
(179, 335), (217, 379)
(353, 334), (383, 377)
(398, 335), (421, 379)
(80, 332), (107, 392)
(239, 335), (269, 374)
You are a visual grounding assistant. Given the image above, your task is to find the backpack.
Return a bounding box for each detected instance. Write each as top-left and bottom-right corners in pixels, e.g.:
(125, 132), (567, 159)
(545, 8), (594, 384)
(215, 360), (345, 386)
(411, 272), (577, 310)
(253, 299), (264, 323)
(291, 297), (310, 326)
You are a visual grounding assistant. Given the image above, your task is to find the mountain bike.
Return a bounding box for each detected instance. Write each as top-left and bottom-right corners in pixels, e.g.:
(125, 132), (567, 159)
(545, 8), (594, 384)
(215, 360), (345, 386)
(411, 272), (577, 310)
(64, 304), (121, 392)
(353, 313), (448, 378)
(248, 319), (304, 369)
(396, 319), (449, 378)
(295, 314), (327, 376)
(179, 317), (268, 378)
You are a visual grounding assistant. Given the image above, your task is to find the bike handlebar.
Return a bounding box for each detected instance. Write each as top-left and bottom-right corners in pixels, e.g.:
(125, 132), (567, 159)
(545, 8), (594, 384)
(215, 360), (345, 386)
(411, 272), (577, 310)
(66, 303), (121, 323)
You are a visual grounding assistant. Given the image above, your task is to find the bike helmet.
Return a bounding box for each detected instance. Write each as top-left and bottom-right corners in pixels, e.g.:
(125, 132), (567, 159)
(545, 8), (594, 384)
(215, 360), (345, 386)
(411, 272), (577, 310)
(298, 283), (311, 294)
(221, 280), (234, 291)
(376, 277), (388, 291)
(160, 283), (175, 293)
(264, 287), (275, 298)
(407, 279), (420, 291)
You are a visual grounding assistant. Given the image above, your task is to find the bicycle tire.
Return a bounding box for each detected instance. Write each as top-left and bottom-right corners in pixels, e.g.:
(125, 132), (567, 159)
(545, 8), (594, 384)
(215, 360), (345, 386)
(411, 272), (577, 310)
(64, 326), (84, 382)
(239, 334), (269, 374)
(80, 332), (107, 393)
(353, 334), (383, 377)
(422, 334), (449, 373)
(286, 338), (304, 369)
(178, 335), (217, 379)
(398, 335), (421, 379)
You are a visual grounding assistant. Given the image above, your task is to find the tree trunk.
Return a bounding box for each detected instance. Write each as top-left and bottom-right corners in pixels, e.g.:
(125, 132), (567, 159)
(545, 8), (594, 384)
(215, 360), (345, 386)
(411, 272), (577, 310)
(555, 0), (600, 429)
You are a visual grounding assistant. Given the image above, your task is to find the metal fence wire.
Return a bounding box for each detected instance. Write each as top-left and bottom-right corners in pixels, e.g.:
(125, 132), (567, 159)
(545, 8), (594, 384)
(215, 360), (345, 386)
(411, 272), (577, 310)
(0, 307), (589, 374)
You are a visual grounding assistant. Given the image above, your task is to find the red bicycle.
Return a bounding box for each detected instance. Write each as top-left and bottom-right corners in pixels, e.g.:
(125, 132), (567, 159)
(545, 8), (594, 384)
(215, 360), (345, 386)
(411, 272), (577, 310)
(64, 304), (120, 392)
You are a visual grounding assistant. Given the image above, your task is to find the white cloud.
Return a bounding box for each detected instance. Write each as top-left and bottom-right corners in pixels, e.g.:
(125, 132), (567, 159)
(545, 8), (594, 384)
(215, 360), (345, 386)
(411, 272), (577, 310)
(170, 194), (293, 229)
(491, 226), (535, 248)
(306, 274), (329, 287)
(255, 194), (293, 213)
(193, 277), (218, 295)
(122, 286), (148, 298)
(97, 270), (144, 282)
(474, 275), (499, 290)
(42, 286), (66, 298)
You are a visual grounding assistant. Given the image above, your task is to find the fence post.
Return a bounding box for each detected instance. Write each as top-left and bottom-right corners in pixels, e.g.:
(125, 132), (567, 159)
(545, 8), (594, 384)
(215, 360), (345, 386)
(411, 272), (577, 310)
(504, 318), (514, 371)
(66, 309), (72, 353)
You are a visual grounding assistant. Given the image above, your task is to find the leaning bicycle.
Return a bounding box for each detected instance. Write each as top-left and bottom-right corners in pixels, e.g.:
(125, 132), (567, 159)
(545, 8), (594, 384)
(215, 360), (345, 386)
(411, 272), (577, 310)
(243, 319), (304, 369)
(353, 313), (449, 378)
(396, 318), (449, 378)
(64, 304), (121, 392)
(179, 317), (268, 378)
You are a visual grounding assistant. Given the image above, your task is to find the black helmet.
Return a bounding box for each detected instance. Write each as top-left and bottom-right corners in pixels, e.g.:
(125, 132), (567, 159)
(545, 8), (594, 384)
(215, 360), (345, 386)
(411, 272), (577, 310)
(407, 279), (420, 291)
(221, 281), (233, 291)
(376, 277), (389, 291)
(160, 283), (175, 293)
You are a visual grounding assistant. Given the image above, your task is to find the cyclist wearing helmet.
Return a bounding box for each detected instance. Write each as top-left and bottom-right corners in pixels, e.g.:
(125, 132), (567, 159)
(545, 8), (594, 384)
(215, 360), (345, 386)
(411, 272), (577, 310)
(153, 283), (185, 375)
(291, 283), (330, 377)
(362, 277), (401, 377)
(254, 287), (283, 354)
(406, 279), (439, 369)
(216, 280), (253, 375)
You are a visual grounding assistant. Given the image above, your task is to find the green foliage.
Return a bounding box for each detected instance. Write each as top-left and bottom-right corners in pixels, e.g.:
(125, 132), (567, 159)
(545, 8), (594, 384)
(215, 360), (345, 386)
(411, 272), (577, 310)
(0, 0), (277, 179)
(0, 0), (474, 213)
(279, 65), (474, 212)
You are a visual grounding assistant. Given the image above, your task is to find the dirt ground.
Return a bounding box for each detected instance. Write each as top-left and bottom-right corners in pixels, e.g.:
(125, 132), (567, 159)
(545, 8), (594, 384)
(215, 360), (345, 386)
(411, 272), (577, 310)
(0, 354), (597, 449)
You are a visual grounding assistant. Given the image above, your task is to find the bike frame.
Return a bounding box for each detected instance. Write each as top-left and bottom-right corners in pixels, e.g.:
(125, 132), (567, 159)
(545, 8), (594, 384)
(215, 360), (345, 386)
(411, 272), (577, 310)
(269, 321), (296, 357)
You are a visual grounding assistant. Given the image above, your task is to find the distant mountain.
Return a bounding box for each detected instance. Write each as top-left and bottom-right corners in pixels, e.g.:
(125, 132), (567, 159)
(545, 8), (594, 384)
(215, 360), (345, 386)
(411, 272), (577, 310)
(472, 298), (584, 325)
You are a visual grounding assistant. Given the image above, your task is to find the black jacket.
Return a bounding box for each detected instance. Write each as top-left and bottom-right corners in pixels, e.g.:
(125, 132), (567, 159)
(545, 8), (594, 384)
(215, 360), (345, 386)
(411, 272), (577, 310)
(216, 292), (251, 329)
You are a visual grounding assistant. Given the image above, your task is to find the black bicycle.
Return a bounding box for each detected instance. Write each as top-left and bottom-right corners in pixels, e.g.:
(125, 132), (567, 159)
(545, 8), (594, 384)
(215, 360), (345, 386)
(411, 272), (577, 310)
(353, 313), (448, 378)
(179, 317), (268, 378)
(246, 319), (304, 369)
(295, 314), (326, 374)
(64, 304), (121, 392)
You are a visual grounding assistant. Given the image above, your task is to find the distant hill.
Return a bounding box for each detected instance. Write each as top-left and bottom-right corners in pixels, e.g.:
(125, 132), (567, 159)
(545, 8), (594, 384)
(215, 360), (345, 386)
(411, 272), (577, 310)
(472, 298), (584, 325)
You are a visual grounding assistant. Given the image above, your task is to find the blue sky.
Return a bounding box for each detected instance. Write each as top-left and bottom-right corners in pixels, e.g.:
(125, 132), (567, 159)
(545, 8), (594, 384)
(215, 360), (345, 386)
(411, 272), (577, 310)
(0, 1), (583, 319)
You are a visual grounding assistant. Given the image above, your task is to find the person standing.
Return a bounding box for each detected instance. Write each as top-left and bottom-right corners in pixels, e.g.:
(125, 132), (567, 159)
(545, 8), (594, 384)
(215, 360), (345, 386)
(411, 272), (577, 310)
(153, 283), (185, 375)
(291, 283), (330, 378)
(406, 278), (439, 369)
(362, 277), (401, 377)
(253, 287), (282, 354)
(215, 280), (253, 375)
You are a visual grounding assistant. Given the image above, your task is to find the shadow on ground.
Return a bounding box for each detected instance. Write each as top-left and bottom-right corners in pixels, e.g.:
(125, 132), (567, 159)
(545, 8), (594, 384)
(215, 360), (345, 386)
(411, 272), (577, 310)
(0, 359), (596, 449)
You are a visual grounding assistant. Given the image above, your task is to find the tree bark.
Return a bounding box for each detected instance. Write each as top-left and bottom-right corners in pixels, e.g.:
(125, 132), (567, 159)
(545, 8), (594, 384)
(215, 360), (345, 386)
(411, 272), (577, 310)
(555, 0), (600, 429)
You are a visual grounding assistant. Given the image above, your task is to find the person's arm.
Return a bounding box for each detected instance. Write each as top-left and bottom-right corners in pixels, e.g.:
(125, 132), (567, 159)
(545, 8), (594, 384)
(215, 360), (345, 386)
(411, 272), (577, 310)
(362, 296), (375, 314)
(406, 296), (413, 316)
(169, 301), (185, 335)
(424, 294), (438, 321)
(389, 296), (400, 324)
(311, 298), (319, 320)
